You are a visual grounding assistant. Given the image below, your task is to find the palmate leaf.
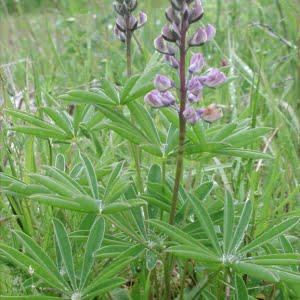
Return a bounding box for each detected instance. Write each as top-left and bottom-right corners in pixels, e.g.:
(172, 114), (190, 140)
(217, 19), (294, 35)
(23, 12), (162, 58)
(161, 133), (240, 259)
(13, 230), (70, 289)
(0, 244), (70, 294)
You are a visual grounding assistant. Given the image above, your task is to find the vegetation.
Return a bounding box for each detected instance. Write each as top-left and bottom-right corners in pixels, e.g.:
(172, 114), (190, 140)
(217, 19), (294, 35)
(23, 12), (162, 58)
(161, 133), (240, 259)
(0, 0), (299, 299)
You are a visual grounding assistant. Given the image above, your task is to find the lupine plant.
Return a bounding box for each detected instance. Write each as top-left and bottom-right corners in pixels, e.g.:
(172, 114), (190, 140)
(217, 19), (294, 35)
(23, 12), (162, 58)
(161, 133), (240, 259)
(0, 0), (300, 299)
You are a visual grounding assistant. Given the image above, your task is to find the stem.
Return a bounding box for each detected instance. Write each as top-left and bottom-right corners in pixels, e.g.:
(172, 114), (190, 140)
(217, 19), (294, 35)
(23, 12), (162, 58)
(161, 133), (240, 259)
(169, 28), (187, 226)
(126, 27), (132, 77)
(165, 26), (188, 300)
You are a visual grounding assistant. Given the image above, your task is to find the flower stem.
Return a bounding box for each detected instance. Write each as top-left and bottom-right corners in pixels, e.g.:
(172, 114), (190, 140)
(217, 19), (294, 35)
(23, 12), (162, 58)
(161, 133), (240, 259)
(169, 28), (187, 226)
(165, 26), (188, 300)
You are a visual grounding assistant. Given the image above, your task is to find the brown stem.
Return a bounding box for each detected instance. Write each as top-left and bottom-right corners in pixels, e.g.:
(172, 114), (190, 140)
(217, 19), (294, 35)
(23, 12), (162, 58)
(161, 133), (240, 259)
(126, 27), (132, 77)
(169, 28), (187, 226)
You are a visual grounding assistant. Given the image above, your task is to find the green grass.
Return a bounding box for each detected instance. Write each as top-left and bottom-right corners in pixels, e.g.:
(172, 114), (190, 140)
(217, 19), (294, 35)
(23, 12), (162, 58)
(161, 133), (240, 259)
(0, 0), (299, 299)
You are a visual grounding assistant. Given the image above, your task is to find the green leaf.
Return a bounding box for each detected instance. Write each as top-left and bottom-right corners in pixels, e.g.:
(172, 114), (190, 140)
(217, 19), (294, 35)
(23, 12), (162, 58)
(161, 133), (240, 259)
(231, 262), (279, 282)
(59, 90), (115, 106)
(183, 142), (229, 155)
(223, 127), (272, 147)
(210, 123), (237, 142)
(228, 201), (252, 254)
(82, 277), (125, 299)
(223, 193), (234, 255)
(239, 218), (299, 254)
(211, 148), (274, 159)
(127, 102), (161, 145)
(166, 245), (221, 263)
(244, 253), (300, 265)
(148, 219), (213, 255)
(189, 196), (222, 256)
(120, 74), (140, 103)
(12, 126), (70, 140)
(0, 297), (63, 299)
(268, 267), (300, 284)
(52, 218), (77, 290)
(235, 273), (249, 300)
(94, 245), (131, 258)
(80, 217), (105, 290)
(102, 199), (147, 214)
(79, 152), (99, 200)
(101, 79), (119, 104)
(41, 107), (74, 136)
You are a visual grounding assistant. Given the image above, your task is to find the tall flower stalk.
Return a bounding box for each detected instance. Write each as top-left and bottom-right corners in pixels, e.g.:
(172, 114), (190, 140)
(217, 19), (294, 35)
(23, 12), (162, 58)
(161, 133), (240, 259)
(113, 0), (147, 193)
(145, 0), (226, 226)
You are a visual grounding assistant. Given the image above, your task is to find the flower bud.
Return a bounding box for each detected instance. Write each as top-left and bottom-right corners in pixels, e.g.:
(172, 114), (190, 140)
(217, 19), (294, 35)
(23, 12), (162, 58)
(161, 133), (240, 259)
(205, 24), (216, 41)
(137, 12), (147, 28)
(171, 0), (186, 11)
(154, 35), (175, 56)
(165, 7), (180, 25)
(200, 68), (226, 87)
(114, 25), (126, 43)
(116, 16), (126, 32)
(188, 53), (204, 74)
(144, 90), (175, 108)
(162, 24), (177, 42)
(189, 0), (204, 24)
(154, 75), (174, 92)
(183, 106), (200, 124)
(188, 27), (207, 47)
(165, 55), (179, 69)
(128, 15), (138, 31)
(198, 103), (223, 123)
(113, 2), (126, 15)
(126, 0), (137, 12)
(187, 77), (202, 95)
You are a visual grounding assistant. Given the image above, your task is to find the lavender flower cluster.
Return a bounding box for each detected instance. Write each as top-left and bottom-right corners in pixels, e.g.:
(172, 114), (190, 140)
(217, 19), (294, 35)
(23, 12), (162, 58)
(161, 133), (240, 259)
(113, 0), (147, 43)
(144, 0), (226, 124)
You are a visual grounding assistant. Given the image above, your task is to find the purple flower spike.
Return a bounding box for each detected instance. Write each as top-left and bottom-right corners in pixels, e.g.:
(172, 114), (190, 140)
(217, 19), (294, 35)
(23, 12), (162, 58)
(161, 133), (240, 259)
(205, 24), (216, 41)
(188, 53), (204, 74)
(154, 35), (175, 55)
(198, 103), (223, 123)
(188, 27), (207, 47)
(201, 68), (226, 87)
(189, 0), (204, 24)
(144, 90), (175, 108)
(183, 106), (200, 124)
(165, 55), (179, 69)
(137, 12), (147, 28)
(154, 75), (174, 92)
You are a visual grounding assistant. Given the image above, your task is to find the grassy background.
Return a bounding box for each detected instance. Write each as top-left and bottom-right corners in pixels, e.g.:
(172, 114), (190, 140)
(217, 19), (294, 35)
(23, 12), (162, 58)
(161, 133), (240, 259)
(0, 0), (299, 296)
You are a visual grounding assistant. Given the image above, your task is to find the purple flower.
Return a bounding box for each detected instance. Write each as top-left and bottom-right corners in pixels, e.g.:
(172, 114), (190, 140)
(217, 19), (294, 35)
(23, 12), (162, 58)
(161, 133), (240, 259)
(189, 0), (204, 24)
(183, 106), (200, 124)
(116, 16), (127, 32)
(188, 27), (207, 47)
(165, 55), (179, 69)
(205, 24), (216, 41)
(188, 53), (204, 74)
(137, 12), (147, 28)
(114, 25), (126, 43)
(200, 68), (226, 87)
(187, 77), (203, 96)
(154, 75), (174, 92)
(154, 35), (175, 55)
(144, 90), (175, 108)
(197, 103), (223, 123)
(165, 6), (180, 25)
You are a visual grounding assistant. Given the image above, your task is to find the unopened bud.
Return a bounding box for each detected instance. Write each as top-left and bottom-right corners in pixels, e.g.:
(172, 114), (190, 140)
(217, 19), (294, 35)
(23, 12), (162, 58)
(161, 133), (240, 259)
(137, 12), (147, 28)
(154, 35), (175, 56)
(200, 68), (226, 87)
(165, 55), (179, 69)
(198, 103), (223, 123)
(183, 106), (200, 124)
(188, 27), (207, 46)
(188, 53), (204, 74)
(189, 0), (204, 24)
(154, 75), (174, 92)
